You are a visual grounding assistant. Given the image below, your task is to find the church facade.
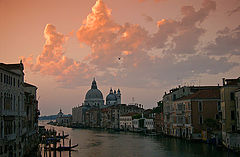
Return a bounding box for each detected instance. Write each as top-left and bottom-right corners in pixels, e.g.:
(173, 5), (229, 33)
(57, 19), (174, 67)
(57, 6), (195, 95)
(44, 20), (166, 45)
(83, 78), (121, 107)
(72, 78), (122, 126)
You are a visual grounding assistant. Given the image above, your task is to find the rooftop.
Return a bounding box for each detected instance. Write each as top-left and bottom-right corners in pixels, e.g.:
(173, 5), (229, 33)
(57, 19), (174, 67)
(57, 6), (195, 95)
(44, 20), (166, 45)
(176, 89), (220, 101)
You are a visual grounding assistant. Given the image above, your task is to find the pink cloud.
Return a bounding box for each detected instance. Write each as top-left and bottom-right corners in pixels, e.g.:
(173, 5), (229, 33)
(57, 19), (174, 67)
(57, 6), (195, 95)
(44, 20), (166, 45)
(22, 24), (93, 86)
(22, 0), (238, 88)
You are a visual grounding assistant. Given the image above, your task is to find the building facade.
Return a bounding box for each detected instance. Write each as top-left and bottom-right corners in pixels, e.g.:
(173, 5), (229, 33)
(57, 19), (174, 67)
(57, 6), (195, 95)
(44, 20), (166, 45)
(236, 89), (240, 131)
(163, 85), (221, 137)
(0, 61), (39, 157)
(221, 78), (240, 148)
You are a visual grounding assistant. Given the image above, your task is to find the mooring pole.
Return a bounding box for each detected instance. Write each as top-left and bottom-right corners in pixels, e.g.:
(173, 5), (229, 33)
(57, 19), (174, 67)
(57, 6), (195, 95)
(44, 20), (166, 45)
(59, 144), (62, 157)
(69, 139), (72, 157)
(63, 131), (65, 146)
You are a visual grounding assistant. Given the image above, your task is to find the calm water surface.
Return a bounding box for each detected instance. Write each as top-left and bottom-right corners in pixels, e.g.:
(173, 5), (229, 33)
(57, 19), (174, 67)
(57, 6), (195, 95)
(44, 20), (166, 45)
(39, 121), (237, 157)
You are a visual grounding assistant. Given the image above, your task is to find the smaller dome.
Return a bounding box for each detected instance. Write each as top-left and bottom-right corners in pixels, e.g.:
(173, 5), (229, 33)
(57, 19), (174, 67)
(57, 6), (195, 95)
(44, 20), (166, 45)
(106, 93), (117, 101)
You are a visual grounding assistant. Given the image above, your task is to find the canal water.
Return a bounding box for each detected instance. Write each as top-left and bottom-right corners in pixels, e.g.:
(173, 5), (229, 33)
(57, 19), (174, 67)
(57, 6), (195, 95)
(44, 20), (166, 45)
(39, 121), (237, 157)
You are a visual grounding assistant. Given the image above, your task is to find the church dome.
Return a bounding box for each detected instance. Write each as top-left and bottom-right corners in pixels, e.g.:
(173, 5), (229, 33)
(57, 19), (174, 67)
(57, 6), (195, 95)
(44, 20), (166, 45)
(85, 89), (103, 100)
(106, 88), (117, 101)
(85, 78), (103, 100)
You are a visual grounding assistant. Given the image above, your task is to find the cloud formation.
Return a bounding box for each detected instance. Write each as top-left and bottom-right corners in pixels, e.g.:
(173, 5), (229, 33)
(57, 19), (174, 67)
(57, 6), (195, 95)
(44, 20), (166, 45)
(23, 0), (238, 89)
(227, 6), (240, 16)
(204, 25), (240, 56)
(151, 0), (216, 54)
(142, 14), (154, 22)
(22, 24), (93, 86)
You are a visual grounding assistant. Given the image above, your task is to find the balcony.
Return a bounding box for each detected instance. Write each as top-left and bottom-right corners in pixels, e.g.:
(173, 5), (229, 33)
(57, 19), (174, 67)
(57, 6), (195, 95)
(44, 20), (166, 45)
(4, 134), (16, 141)
(0, 110), (17, 116)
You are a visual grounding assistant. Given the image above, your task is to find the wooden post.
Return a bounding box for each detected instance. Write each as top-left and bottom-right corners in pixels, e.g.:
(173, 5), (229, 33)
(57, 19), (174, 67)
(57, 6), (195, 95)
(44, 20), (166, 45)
(63, 131), (65, 146)
(53, 141), (56, 157)
(54, 133), (57, 157)
(69, 139), (71, 147)
(59, 144), (62, 157)
(69, 139), (71, 157)
(49, 144), (52, 157)
(44, 144), (46, 157)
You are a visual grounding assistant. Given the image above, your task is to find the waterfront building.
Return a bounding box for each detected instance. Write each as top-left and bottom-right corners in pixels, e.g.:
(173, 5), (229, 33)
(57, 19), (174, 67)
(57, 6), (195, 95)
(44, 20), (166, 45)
(56, 109), (72, 126)
(0, 61), (39, 157)
(221, 77), (240, 149)
(72, 105), (83, 124)
(236, 89), (240, 131)
(99, 104), (144, 129)
(172, 89), (221, 139)
(131, 114), (154, 131)
(163, 85), (221, 136)
(132, 119), (139, 130)
(153, 101), (164, 133)
(119, 113), (137, 130)
(23, 82), (39, 155)
(86, 107), (101, 128)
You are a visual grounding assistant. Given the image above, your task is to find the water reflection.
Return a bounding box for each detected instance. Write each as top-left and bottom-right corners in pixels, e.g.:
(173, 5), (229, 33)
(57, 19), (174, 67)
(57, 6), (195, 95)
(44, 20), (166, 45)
(39, 121), (237, 157)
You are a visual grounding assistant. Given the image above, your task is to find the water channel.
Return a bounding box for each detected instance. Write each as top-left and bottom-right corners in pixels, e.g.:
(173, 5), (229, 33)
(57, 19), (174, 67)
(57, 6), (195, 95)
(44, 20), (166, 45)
(39, 121), (237, 157)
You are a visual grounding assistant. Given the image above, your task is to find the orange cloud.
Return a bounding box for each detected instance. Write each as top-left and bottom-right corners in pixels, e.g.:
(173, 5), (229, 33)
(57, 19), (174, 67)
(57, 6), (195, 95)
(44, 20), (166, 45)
(22, 24), (92, 86)
(77, 0), (148, 68)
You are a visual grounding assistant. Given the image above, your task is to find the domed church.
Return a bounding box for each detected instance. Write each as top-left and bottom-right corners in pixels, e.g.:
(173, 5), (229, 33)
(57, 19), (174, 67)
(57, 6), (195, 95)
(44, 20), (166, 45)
(84, 78), (104, 107)
(106, 88), (121, 106)
(83, 78), (121, 107)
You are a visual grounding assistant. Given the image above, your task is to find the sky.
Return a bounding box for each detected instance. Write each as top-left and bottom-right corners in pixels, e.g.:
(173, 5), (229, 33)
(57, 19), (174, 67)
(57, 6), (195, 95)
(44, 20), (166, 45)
(1, 0), (240, 115)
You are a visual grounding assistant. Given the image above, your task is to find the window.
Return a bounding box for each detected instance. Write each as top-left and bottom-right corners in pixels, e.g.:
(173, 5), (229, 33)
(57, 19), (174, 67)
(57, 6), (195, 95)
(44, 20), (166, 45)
(0, 73), (2, 82)
(230, 92), (235, 101)
(232, 125), (236, 132)
(13, 78), (15, 86)
(217, 101), (221, 111)
(0, 146), (2, 154)
(17, 79), (19, 87)
(173, 94), (176, 101)
(199, 115), (203, 125)
(198, 101), (203, 112)
(4, 74), (6, 83)
(231, 110), (235, 120)
(188, 103), (191, 110)
(4, 145), (7, 153)
(216, 114), (219, 120)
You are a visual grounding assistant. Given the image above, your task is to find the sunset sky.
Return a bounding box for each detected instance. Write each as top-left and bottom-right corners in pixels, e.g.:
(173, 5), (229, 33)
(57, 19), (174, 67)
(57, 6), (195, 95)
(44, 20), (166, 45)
(1, 0), (240, 115)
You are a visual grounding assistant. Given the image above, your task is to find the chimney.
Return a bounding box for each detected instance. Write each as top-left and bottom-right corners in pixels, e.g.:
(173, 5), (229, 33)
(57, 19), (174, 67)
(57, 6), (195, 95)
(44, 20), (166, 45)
(222, 78), (225, 86)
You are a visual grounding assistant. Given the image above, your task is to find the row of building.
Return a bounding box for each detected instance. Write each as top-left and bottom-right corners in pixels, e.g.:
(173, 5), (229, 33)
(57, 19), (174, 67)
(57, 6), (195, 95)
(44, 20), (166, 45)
(59, 77), (240, 151)
(161, 78), (240, 150)
(66, 79), (154, 131)
(0, 61), (39, 157)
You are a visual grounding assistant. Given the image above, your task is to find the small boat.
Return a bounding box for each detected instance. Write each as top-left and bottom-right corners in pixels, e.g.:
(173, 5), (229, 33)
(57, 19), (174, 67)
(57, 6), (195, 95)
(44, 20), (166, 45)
(50, 144), (78, 151)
